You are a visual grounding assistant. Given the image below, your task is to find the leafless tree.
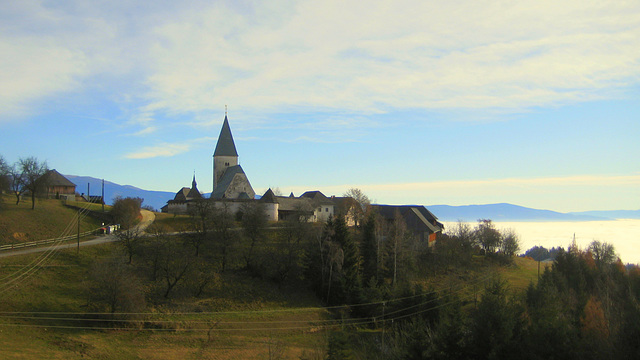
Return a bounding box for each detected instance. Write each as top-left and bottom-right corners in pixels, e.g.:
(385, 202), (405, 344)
(87, 255), (146, 315)
(240, 201), (268, 269)
(18, 157), (48, 209)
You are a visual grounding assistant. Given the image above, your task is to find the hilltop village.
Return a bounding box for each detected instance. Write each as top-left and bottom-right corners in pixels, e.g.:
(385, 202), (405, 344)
(161, 114), (444, 244)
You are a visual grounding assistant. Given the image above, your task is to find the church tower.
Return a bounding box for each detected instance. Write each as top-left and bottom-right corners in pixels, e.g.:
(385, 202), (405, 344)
(213, 114), (239, 191)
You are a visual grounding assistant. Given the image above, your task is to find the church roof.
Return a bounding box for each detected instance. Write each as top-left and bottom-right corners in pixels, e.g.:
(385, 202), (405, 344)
(213, 116), (238, 157)
(300, 191), (334, 205)
(186, 175), (202, 199)
(174, 187), (191, 202)
(260, 188), (277, 203)
(211, 165), (246, 199)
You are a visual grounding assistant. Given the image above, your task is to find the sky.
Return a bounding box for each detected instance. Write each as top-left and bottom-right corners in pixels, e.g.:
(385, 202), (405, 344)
(1, 0), (639, 213)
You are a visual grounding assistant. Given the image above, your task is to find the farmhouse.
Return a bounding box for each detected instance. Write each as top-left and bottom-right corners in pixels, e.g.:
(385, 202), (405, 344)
(370, 204), (444, 245)
(40, 169), (76, 201)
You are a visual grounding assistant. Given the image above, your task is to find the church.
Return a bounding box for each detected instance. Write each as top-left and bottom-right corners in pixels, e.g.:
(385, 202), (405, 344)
(161, 113), (443, 245)
(162, 113), (341, 222)
(162, 114), (255, 214)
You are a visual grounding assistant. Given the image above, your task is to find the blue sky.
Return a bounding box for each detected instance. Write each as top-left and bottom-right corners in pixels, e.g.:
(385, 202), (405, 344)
(1, 0), (639, 212)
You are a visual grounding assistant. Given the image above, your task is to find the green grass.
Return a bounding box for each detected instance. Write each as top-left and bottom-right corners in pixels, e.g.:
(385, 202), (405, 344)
(0, 194), (102, 245)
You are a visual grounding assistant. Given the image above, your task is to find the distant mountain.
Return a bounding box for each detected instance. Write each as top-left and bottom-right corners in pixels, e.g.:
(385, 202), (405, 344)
(568, 209), (640, 220)
(426, 203), (610, 222)
(65, 175), (177, 211)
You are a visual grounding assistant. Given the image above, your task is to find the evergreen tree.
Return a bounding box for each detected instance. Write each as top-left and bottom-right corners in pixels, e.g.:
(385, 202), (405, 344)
(361, 212), (378, 286)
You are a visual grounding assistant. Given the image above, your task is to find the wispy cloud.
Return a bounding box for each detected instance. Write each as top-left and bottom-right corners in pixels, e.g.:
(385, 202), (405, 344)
(2, 0), (639, 128)
(124, 143), (191, 159)
(123, 136), (217, 159)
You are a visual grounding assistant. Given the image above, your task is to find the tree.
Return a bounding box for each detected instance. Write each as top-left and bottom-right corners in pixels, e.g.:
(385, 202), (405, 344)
(500, 228), (520, 257)
(18, 156), (48, 209)
(111, 196), (143, 263)
(187, 198), (215, 256)
(588, 241), (616, 269)
(211, 202), (235, 272)
(87, 256), (146, 315)
(342, 188), (371, 228)
(361, 212), (379, 285)
(474, 219), (501, 255)
(0, 155), (9, 209)
(8, 162), (25, 205)
(240, 201), (267, 269)
(0, 155), (9, 193)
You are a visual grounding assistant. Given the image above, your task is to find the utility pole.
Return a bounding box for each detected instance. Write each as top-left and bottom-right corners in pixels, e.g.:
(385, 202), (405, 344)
(381, 301), (386, 353)
(87, 182), (90, 202)
(101, 179), (105, 212)
(77, 208), (80, 254)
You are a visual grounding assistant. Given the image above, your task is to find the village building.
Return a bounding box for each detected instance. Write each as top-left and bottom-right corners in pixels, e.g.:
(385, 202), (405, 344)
(161, 175), (204, 214)
(370, 204), (444, 245)
(40, 169), (76, 201)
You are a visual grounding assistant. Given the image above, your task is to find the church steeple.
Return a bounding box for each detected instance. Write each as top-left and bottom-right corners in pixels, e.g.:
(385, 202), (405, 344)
(213, 116), (238, 157)
(213, 114), (240, 191)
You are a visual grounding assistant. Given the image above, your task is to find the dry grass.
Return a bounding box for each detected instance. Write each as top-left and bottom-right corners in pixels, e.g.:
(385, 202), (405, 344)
(0, 194), (102, 245)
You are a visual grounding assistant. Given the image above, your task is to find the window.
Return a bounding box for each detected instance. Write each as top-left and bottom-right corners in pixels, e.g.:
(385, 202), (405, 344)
(325, 208), (329, 212)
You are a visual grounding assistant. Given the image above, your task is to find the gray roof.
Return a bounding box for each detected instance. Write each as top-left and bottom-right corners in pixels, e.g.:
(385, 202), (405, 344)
(211, 165), (246, 199)
(260, 188), (277, 203)
(42, 169), (76, 187)
(174, 187), (191, 201)
(300, 191), (334, 206)
(213, 116), (238, 157)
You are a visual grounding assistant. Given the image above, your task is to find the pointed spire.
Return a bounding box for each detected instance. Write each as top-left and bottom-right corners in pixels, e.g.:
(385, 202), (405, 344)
(213, 114), (239, 157)
(192, 171), (197, 188)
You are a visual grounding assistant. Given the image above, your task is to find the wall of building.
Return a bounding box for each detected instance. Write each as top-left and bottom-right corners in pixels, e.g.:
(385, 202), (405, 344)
(213, 155), (237, 188)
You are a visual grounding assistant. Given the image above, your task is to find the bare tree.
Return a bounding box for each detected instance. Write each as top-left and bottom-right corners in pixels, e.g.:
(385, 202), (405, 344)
(0, 155), (9, 209)
(500, 228), (520, 257)
(240, 201), (268, 269)
(342, 188), (371, 227)
(87, 256), (146, 315)
(211, 202), (235, 272)
(18, 157), (48, 209)
(589, 241), (617, 268)
(111, 196), (143, 263)
(8, 163), (25, 205)
(187, 199), (215, 256)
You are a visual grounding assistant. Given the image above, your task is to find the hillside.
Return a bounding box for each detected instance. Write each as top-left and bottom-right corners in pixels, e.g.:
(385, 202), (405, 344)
(65, 175), (178, 211)
(0, 194), (102, 244)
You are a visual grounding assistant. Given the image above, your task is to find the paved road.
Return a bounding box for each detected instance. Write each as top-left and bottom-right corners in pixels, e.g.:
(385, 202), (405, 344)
(0, 210), (156, 259)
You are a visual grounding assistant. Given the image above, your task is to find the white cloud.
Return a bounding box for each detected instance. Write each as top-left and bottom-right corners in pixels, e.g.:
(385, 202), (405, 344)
(124, 143), (190, 159)
(2, 0), (639, 128)
(140, 0), (640, 120)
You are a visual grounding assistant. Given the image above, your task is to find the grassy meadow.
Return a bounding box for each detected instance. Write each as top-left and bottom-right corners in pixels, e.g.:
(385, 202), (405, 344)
(0, 194), (102, 245)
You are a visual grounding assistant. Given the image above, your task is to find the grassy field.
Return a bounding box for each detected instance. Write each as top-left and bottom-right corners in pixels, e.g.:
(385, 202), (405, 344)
(0, 194), (102, 245)
(0, 241), (329, 359)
